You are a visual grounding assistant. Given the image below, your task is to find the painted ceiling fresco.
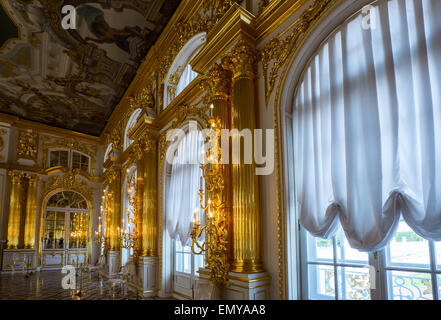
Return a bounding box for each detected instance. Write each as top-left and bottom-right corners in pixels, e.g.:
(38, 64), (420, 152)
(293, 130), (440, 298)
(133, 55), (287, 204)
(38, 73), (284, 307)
(0, 0), (180, 136)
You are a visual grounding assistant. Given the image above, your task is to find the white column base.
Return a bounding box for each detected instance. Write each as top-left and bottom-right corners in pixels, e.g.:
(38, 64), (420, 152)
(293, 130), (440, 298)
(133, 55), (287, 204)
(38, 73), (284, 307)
(197, 268), (271, 300)
(102, 251), (120, 277)
(225, 272), (271, 300)
(127, 256), (159, 298)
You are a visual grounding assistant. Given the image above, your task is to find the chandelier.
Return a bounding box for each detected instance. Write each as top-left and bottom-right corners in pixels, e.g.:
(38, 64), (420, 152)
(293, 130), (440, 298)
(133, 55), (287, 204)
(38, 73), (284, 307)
(191, 104), (230, 287)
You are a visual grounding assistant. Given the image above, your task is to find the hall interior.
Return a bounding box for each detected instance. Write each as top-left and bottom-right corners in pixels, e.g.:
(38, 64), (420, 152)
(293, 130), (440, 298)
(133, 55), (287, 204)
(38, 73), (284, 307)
(0, 0), (440, 301)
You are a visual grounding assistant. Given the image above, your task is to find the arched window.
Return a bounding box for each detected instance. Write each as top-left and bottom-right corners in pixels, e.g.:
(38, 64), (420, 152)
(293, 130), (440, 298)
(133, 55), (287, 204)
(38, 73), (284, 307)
(122, 167), (137, 266)
(164, 33), (206, 108)
(283, 0), (441, 300)
(124, 109), (142, 151)
(164, 127), (205, 298)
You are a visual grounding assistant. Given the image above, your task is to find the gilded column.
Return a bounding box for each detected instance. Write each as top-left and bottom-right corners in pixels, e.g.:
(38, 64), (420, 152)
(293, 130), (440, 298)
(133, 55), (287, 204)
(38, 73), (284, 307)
(108, 166), (122, 252)
(7, 172), (24, 249)
(223, 40), (263, 273)
(141, 133), (158, 257)
(24, 174), (39, 248)
(136, 156), (145, 257)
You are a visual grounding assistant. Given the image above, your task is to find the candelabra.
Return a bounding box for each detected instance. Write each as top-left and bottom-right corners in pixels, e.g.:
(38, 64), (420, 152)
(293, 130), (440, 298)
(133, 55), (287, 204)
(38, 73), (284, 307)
(118, 171), (139, 261)
(94, 191), (108, 249)
(191, 104), (230, 287)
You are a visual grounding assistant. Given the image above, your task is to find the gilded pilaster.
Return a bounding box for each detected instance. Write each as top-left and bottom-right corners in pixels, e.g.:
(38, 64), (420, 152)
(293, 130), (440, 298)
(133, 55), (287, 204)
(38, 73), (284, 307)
(223, 40), (263, 273)
(24, 174), (39, 248)
(106, 166), (122, 251)
(7, 171), (25, 249)
(140, 133), (158, 257)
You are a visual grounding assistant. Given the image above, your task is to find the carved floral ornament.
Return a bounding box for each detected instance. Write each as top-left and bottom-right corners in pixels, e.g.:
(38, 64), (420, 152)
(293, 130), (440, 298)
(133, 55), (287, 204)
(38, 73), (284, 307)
(17, 130), (38, 160)
(260, 0), (333, 104)
(128, 130), (158, 162)
(200, 63), (232, 99)
(222, 40), (258, 79)
(42, 170), (93, 202)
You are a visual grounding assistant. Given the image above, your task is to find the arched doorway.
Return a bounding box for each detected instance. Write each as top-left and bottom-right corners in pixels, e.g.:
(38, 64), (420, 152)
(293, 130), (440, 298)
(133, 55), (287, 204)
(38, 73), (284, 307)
(40, 191), (90, 268)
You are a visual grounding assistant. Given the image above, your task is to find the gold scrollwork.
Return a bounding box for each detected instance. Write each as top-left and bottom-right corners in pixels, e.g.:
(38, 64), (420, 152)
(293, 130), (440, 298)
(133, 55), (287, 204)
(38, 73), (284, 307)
(42, 170), (94, 203)
(17, 130), (38, 161)
(260, 0), (333, 104)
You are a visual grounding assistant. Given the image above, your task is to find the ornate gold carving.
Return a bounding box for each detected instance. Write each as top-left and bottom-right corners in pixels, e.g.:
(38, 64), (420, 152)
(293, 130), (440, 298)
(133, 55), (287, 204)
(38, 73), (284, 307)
(201, 63), (232, 99)
(106, 121), (124, 153)
(159, 0), (241, 80)
(172, 104), (210, 130)
(17, 131), (38, 160)
(222, 40), (257, 79)
(103, 166), (119, 185)
(129, 83), (155, 114)
(261, 0), (332, 104)
(129, 131), (158, 162)
(43, 170), (94, 202)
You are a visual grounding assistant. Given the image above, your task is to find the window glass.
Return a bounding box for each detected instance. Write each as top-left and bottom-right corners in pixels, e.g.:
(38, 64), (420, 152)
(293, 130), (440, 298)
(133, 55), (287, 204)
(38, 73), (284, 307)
(49, 150), (69, 168)
(435, 242), (441, 270)
(387, 271), (433, 300)
(43, 211), (65, 249)
(387, 220), (430, 269)
(337, 266), (371, 300)
(336, 229), (368, 264)
(72, 151), (89, 172)
(307, 234), (333, 262)
(308, 264), (335, 300)
(69, 212), (88, 249)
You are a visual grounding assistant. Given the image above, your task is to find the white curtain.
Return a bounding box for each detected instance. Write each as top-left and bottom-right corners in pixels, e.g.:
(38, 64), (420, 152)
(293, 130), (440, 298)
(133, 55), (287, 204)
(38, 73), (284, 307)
(294, 0), (441, 251)
(166, 130), (203, 246)
(176, 64), (198, 97)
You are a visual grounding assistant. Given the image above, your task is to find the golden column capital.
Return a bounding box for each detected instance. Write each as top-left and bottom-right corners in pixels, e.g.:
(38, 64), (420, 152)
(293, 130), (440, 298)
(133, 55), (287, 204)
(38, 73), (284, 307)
(203, 63), (232, 99)
(222, 40), (257, 80)
(8, 171), (24, 182)
(27, 173), (39, 185)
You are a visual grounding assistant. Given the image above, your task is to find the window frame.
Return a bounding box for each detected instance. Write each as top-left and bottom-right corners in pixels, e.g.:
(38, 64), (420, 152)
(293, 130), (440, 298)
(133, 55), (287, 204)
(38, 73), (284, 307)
(48, 149), (91, 174)
(300, 221), (441, 300)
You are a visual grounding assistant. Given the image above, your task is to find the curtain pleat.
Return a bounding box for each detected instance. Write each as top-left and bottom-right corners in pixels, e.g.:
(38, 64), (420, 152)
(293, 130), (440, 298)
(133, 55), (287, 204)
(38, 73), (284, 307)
(166, 130), (203, 246)
(294, 0), (441, 251)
